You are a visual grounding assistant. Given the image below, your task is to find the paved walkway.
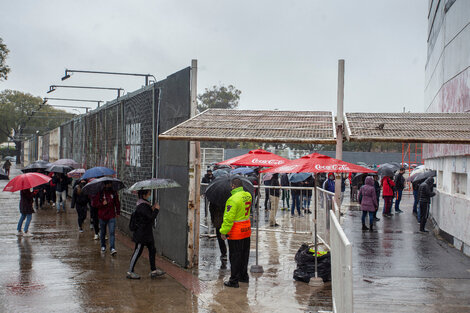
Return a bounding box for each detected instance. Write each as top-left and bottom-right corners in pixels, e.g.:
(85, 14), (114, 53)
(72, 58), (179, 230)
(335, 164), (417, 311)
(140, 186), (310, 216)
(343, 195), (470, 313)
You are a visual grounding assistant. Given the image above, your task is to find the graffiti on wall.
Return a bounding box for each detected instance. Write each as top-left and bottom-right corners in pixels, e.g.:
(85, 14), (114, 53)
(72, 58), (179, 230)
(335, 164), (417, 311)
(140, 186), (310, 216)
(125, 123), (141, 167)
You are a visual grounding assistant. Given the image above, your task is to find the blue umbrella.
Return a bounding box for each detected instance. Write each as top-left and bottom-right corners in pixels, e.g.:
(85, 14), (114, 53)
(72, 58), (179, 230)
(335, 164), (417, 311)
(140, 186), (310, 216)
(231, 167), (255, 175)
(81, 167), (116, 180)
(288, 172), (312, 183)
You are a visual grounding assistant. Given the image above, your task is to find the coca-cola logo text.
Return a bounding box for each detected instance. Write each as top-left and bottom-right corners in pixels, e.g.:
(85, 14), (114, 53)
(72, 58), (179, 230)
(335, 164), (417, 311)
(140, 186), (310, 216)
(314, 164), (350, 171)
(251, 158), (285, 165)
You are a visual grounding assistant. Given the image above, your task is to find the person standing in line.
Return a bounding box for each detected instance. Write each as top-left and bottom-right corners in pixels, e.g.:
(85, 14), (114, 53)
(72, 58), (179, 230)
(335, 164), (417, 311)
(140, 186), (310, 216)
(127, 189), (165, 279)
(53, 173), (68, 213)
(47, 171), (56, 205)
(302, 175), (314, 214)
(209, 202), (228, 266)
(358, 176), (378, 231)
(71, 179), (89, 232)
(280, 173), (290, 210)
(269, 173), (280, 227)
(290, 181), (302, 217)
(381, 175), (395, 217)
(263, 177), (271, 211)
(17, 189), (34, 236)
(220, 178), (252, 288)
(373, 175), (381, 221)
(394, 167), (406, 213)
(418, 177), (436, 233)
(3, 159), (11, 177)
(412, 179), (421, 221)
(323, 173), (335, 210)
(92, 182), (120, 255)
(33, 182), (47, 210)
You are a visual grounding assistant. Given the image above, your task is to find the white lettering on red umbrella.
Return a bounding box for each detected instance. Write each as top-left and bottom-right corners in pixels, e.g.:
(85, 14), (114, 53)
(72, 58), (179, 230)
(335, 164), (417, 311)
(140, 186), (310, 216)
(272, 164), (299, 172)
(314, 164), (350, 171)
(251, 158), (286, 165)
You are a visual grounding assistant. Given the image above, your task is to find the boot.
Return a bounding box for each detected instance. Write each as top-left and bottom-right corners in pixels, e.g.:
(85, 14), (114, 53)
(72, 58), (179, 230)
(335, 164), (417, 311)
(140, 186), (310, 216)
(369, 224), (374, 232)
(362, 224), (369, 231)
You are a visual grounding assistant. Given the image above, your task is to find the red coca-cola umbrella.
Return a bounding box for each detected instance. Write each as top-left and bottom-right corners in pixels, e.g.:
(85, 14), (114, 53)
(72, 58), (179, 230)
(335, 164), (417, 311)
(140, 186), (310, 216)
(261, 153), (376, 174)
(217, 149), (288, 167)
(3, 173), (52, 192)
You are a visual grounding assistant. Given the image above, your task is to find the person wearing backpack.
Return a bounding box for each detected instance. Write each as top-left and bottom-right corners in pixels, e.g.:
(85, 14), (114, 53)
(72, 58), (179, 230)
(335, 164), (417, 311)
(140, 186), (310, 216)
(126, 189), (165, 279)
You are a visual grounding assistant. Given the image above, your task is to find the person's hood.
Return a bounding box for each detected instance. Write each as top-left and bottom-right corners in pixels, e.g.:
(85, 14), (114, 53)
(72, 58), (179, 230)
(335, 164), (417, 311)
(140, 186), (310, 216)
(365, 176), (374, 186)
(425, 177), (434, 185)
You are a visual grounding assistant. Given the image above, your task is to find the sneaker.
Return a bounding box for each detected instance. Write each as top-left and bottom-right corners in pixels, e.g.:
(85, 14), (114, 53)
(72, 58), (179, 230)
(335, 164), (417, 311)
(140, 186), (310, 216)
(101, 247), (106, 252)
(94, 234), (99, 240)
(126, 272), (140, 279)
(23, 232), (32, 237)
(150, 269), (165, 278)
(79, 228), (84, 233)
(420, 229), (429, 233)
(290, 215), (294, 218)
(111, 249), (117, 256)
(374, 217), (381, 221)
(224, 280), (239, 288)
(395, 209), (404, 213)
(298, 214), (304, 218)
(16, 231), (23, 236)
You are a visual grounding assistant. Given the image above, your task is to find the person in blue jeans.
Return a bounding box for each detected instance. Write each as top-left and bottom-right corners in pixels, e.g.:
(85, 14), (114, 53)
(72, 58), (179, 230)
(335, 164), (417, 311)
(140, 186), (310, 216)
(290, 181), (302, 217)
(394, 168), (406, 213)
(17, 189), (34, 236)
(92, 182), (121, 255)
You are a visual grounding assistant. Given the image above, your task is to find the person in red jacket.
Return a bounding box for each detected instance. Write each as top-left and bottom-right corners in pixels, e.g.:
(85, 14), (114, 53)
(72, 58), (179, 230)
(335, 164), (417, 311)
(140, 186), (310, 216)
(92, 182), (120, 255)
(381, 175), (395, 217)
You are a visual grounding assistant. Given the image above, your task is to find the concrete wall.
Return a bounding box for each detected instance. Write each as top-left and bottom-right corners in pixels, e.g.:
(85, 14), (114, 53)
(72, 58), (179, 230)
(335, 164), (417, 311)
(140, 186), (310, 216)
(424, 0), (470, 255)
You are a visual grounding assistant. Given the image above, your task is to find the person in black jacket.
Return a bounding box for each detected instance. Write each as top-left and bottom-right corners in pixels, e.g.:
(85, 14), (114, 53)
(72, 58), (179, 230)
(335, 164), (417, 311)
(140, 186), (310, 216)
(209, 202), (227, 266)
(280, 173), (290, 210)
(53, 173), (69, 213)
(201, 170), (215, 184)
(127, 189), (165, 279)
(373, 175), (381, 221)
(71, 179), (90, 232)
(418, 177), (436, 233)
(394, 168), (406, 213)
(17, 189), (34, 236)
(412, 179), (421, 220)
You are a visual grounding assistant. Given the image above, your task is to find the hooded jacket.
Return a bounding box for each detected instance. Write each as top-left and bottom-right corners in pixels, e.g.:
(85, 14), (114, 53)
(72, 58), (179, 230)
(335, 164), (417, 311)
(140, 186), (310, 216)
(92, 189), (121, 220)
(419, 177), (436, 203)
(132, 199), (159, 243)
(20, 189), (34, 215)
(358, 176), (378, 212)
(381, 176), (395, 197)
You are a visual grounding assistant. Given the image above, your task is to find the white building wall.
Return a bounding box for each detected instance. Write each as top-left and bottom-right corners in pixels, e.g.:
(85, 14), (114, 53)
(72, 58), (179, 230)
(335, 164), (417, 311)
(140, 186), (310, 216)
(424, 0), (470, 256)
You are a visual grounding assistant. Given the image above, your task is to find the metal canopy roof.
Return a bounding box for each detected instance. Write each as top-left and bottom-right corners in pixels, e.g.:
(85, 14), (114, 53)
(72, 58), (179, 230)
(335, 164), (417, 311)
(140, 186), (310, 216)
(345, 112), (470, 144)
(159, 109), (337, 144)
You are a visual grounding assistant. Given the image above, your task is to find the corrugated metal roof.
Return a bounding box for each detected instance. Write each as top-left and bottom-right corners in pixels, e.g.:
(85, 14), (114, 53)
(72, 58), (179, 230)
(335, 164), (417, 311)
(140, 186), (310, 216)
(345, 112), (470, 143)
(159, 109), (336, 144)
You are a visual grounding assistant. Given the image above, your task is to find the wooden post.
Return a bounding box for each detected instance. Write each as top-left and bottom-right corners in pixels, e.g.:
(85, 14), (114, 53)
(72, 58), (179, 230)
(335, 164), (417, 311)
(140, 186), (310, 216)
(334, 60), (345, 213)
(187, 59), (201, 268)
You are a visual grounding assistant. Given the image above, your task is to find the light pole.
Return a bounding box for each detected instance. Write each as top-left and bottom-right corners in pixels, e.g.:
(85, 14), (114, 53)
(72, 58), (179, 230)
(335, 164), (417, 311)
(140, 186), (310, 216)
(61, 69), (156, 86)
(47, 85), (124, 98)
(43, 97), (101, 111)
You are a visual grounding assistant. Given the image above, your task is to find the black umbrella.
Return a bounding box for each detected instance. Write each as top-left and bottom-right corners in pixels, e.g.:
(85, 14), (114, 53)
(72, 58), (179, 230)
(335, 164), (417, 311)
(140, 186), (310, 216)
(45, 164), (72, 174)
(412, 170), (436, 183)
(82, 177), (125, 195)
(351, 173), (377, 185)
(205, 175), (254, 208)
(22, 160), (52, 173)
(377, 163), (399, 177)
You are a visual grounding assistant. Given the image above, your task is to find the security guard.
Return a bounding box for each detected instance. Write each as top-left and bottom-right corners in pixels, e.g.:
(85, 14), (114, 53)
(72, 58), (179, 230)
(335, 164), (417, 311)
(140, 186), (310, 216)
(220, 177), (252, 288)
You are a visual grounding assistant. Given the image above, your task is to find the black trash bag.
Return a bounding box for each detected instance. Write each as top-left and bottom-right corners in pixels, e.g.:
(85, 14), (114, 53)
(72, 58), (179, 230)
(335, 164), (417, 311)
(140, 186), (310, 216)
(293, 243), (331, 283)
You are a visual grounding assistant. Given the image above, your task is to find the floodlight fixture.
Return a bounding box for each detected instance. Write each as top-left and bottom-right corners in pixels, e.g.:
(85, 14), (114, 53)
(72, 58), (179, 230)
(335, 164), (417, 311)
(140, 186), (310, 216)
(62, 68), (156, 86)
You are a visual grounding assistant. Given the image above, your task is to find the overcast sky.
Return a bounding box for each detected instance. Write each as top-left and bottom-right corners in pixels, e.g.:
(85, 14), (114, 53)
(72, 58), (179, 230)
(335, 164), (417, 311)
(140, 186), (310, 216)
(1, 1), (427, 115)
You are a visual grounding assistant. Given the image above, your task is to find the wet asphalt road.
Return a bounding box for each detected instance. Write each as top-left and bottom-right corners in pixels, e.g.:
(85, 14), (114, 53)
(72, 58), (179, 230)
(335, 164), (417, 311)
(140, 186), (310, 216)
(2, 165), (470, 312)
(343, 196), (470, 313)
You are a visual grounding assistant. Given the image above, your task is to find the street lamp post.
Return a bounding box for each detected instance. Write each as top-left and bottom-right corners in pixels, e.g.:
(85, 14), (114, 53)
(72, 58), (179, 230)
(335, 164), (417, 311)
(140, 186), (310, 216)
(43, 97), (102, 111)
(61, 69), (156, 86)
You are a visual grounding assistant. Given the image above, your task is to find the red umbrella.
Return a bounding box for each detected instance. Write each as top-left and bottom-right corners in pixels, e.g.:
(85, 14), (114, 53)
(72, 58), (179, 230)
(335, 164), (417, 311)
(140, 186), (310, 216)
(3, 173), (52, 192)
(261, 153), (376, 174)
(217, 149), (288, 167)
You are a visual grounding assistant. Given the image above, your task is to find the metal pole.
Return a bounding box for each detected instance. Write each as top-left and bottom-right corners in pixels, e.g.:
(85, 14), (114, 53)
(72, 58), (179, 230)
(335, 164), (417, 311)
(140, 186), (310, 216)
(251, 167), (264, 273)
(334, 59), (345, 214)
(309, 173), (323, 286)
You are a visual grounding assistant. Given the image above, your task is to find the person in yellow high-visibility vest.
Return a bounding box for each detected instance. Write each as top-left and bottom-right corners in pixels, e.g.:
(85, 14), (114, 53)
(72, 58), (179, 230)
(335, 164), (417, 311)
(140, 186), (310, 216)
(220, 177), (252, 288)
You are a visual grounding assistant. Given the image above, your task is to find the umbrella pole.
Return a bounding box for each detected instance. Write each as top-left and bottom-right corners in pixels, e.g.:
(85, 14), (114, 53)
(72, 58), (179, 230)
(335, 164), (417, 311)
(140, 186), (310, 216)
(250, 167), (264, 273)
(309, 173), (323, 286)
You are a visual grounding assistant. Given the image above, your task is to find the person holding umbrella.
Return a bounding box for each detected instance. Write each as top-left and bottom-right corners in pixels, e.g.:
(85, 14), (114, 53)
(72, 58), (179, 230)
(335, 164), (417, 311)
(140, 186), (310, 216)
(52, 173), (69, 213)
(71, 179), (90, 232)
(127, 189), (165, 279)
(17, 189), (35, 236)
(220, 178), (253, 288)
(92, 181), (121, 255)
(381, 174), (396, 217)
(418, 177), (436, 233)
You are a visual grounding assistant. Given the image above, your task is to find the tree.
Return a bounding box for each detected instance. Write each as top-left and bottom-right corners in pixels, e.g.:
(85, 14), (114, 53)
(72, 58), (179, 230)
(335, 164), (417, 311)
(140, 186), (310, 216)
(0, 90), (75, 163)
(0, 37), (10, 81)
(197, 84), (241, 112)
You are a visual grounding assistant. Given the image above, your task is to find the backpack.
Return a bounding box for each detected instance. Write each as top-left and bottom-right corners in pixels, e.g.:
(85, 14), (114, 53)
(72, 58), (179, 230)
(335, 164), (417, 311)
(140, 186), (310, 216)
(129, 211), (138, 232)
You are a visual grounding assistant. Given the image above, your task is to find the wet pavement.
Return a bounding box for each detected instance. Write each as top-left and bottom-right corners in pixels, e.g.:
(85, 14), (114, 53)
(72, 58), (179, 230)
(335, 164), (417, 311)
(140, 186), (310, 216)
(2, 165), (470, 312)
(343, 196), (470, 313)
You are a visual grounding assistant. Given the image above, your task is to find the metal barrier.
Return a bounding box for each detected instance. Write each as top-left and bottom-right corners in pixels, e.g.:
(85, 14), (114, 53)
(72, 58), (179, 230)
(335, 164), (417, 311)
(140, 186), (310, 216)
(330, 209), (353, 313)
